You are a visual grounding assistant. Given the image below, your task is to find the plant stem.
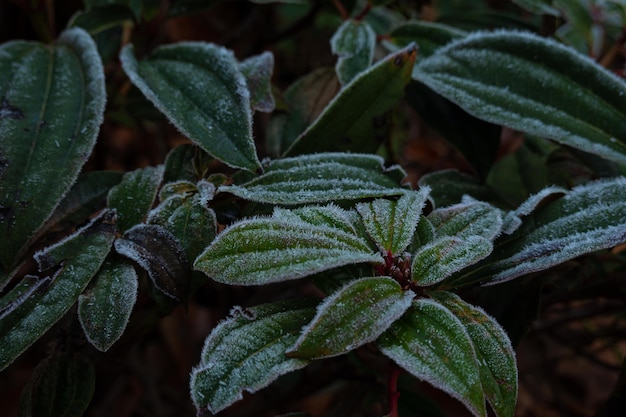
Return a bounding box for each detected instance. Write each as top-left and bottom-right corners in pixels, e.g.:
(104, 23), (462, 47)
(387, 365), (402, 417)
(332, 0), (349, 20)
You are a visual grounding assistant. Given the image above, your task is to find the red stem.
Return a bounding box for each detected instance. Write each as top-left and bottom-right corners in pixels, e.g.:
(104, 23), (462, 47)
(387, 365), (402, 417)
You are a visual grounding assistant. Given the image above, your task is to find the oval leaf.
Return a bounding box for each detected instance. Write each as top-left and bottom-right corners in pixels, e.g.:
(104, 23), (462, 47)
(428, 200), (503, 241)
(379, 298), (486, 417)
(194, 205), (382, 285)
(190, 300), (317, 414)
(0, 28), (106, 269)
(413, 30), (626, 164)
(120, 43), (261, 171)
(114, 224), (190, 303)
(431, 291), (517, 417)
(331, 19), (376, 85)
(287, 276), (414, 359)
(218, 153), (407, 205)
(0, 210), (116, 370)
(284, 44), (417, 155)
(239, 51), (275, 113)
(78, 257), (139, 352)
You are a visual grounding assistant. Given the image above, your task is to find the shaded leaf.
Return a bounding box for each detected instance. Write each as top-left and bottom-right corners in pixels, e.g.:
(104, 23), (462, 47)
(379, 298), (486, 417)
(331, 19), (376, 85)
(0, 210), (116, 370)
(284, 44), (417, 155)
(190, 299), (317, 414)
(431, 291), (517, 417)
(418, 170), (492, 207)
(114, 224), (190, 303)
(0, 28), (106, 270)
(68, 5), (135, 35)
(501, 185), (566, 235)
(120, 42), (261, 170)
(219, 153), (407, 205)
(78, 257), (138, 352)
(194, 205), (382, 285)
(287, 276), (414, 359)
(413, 30), (626, 164)
(239, 51), (275, 113)
(163, 143), (213, 183)
(388, 20), (466, 58)
(107, 165), (164, 233)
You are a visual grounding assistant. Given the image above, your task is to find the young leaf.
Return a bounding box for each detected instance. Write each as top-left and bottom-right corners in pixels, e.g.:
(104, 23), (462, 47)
(120, 42), (261, 171)
(194, 205), (383, 285)
(190, 299), (317, 414)
(355, 189), (430, 253)
(331, 19), (376, 85)
(430, 291), (517, 417)
(114, 224), (190, 303)
(163, 143), (212, 183)
(287, 276), (414, 359)
(387, 20), (466, 58)
(501, 185), (566, 235)
(413, 30), (626, 165)
(107, 165), (164, 233)
(239, 51), (275, 113)
(78, 257), (139, 352)
(218, 153), (407, 205)
(0, 27), (106, 270)
(484, 177), (626, 284)
(378, 298), (486, 417)
(428, 200), (503, 241)
(0, 210), (116, 371)
(284, 44), (417, 155)
(19, 354), (95, 417)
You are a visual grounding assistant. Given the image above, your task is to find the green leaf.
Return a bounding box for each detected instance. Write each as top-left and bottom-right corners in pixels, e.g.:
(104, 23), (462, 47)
(120, 43), (261, 171)
(501, 185), (566, 235)
(68, 5), (135, 35)
(287, 276), (413, 359)
(0, 210), (116, 371)
(163, 143), (212, 183)
(284, 44), (417, 155)
(194, 205), (382, 285)
(378, 298), (486, 417)
(413, 30), (626, 165)
(218, 153), (407, 205)
(511, 0), (561, 16)
(114, 224), (190, 303)
(239, 51), (275, 113)
(190, 299), (317, 414)
(78, 257), (138, 352)
(430, 291), (517, 417)
(387, 20), (466, 58)
(107, 165), (164, 233)
(418, 170), (492, 207)
(19, 354), (95, 417)
(428, 200), (503, 241)
(0, 27), (106, 270)
(355, 189), (430, 253)
(331, 19), (376, 85)
(484, 177), (626, 284)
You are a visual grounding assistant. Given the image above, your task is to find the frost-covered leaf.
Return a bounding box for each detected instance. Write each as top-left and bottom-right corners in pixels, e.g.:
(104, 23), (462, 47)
(413, 236), (493, 287)
(218, 153), (407, 205)
(194, 205), (382, 285)
(501, 185), (566, 234)
(331, 19), (376, 85)
(0, 27), (106, 270)
(355, 189), (430, 253)
(78, 257), (138, 352)
(413, 30), (626, 165)
(163, 143), (213, 183)
(239, 51), (275, 113)
(120, 42), (261, 171)
(107, 165), (164, 233)
(284, 45), (417, 155)
(484, 177), (626, 284)
(190, 299), (317, 414)
(418, 170), (492, 207)
(379, 298), (486, 417)
(114, 224), (190, 303)
(287, 277), (413, 359)
(428, 200), (503, 241)
(387, 20), (466, 58)
(0, 210), (116, 371)
(19, 353), (95, 417)
(431, 291), (517, 417)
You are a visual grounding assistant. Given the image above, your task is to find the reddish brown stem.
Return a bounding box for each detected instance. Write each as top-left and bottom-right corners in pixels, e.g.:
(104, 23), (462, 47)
(387, 365), (402, 417)
(331, 0), (349, 20)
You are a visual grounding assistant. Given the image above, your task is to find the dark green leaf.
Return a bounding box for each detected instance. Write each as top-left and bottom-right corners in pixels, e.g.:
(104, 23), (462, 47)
(379, 298), (486, 417)
(284, 44), (417, 155)
(413, 31), (626, 165)
(418, 170), (492, 207)
(68, 5), (135, 35)
(331, 19), (376, 85)
(78, 257), (138, 352)
(120, 43), (261, 170)
(190, 299), (317, 414)
(388, 20), (466, 58)
(287, 276), (413, 359)
(428, 200), (503, 241)
(0, 210), (116, 370)
(239, 51), (275, 113)
(218, 153), (407, 205)
(0, 28), (106, 270)
(163, 143), (212, 183)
